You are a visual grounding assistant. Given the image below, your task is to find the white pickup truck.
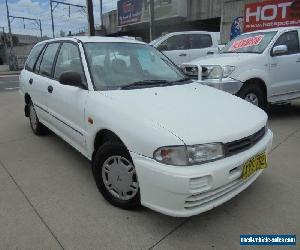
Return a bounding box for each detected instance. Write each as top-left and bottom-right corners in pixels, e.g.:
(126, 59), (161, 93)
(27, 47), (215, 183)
(150, 31), (220, 66)
(181, 27), (300, 109)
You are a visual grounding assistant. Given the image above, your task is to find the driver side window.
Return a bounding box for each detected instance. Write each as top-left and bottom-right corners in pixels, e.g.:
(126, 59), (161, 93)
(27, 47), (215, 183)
(54, 42), (85, 82)
(273, 31), (300, 55)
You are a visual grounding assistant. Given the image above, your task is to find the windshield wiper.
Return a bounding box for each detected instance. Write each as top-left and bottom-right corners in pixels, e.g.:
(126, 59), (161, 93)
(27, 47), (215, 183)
(121, 80), (169, 90)
(172, 77), (191, 83)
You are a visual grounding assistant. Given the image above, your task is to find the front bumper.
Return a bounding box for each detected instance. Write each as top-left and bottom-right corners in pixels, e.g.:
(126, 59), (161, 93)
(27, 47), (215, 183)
(131, 129), (273, 217)
(200, 78), (243, 95)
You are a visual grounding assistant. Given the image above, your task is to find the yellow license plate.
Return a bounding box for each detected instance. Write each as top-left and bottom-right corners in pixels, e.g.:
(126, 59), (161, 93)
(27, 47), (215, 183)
(241, 152), (267, 179)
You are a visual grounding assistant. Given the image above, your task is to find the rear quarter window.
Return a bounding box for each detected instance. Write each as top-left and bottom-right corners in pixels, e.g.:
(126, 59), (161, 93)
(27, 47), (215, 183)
(25, 44), (45, 71)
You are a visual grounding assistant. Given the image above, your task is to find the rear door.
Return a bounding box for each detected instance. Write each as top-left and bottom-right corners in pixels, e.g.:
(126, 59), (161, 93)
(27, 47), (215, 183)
(269, 30), (300, 96)
(160, 34), (190, 65)
(188, 34), (216, 61)
(47, 41), (88, 150)
(32, 42), (61, 122)
(22, 43), (46, 118)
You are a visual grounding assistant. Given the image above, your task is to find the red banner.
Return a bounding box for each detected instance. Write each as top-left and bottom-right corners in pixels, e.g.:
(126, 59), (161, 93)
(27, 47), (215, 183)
(244, 0), (300, 32)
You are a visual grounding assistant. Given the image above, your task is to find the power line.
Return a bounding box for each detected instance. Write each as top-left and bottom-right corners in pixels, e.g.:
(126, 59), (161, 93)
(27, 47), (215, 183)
(50, 0), (87, 38)
(9, 16), (43, 38)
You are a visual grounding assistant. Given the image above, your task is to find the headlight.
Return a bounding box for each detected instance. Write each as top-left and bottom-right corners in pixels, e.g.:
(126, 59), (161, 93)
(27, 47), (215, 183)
(206, 65), (235, 79)
(222, 65), (235, 78)
(153, 143), (224, 166)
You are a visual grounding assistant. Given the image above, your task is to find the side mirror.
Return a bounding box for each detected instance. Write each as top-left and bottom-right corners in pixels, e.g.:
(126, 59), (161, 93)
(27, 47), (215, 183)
(59, 71), (87, 89)
(272, 45), (288, 56)
(157, 44), (168, 52)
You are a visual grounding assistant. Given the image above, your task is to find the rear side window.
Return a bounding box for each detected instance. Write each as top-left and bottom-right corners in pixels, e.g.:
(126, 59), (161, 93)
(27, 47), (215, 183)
(39, 43), (60, 77)
(273, 31), (300, 55)
(189, 34), (213, 49)
(25, 44), (45, 71)
(162, 35), (189, 51)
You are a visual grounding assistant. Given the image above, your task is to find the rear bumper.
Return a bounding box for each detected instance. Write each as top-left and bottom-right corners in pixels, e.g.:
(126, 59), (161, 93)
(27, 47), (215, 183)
(131, 129), (273, 217)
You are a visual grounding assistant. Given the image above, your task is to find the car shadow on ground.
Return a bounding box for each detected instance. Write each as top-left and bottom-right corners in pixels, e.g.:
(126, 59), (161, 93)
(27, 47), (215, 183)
(268, 101), (300, 120)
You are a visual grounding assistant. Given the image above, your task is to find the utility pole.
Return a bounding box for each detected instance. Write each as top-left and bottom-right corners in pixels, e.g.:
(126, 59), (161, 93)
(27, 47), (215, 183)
(149, 0), (155, 41)
(39, 20), (43, 38)
(86, 0), (95, 36)
(50, 0), (55, 38)
(5, 0), (13, 49)
(100, 0), (103, 28)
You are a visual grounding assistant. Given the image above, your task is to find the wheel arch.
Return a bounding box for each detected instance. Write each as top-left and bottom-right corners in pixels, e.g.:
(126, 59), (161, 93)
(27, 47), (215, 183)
(92, 129), (127, 161)
(242, 78), (268, 98)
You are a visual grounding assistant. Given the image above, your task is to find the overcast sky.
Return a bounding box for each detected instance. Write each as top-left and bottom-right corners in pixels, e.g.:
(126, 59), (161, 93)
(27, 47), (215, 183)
(0, 0), (118, 37)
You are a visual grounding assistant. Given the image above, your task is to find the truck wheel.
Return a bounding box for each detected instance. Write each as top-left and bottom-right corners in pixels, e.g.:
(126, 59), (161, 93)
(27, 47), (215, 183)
(92, 142), (141, 210)
(28, 101), (48, 135)
(237, 84), (267, 110)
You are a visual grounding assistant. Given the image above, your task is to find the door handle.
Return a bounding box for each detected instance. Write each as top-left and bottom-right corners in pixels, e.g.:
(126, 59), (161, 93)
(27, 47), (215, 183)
(179, 53), (187, 57)
(296, 59), (300, 62)
(29, 78), (33, 85)
(48, 85), (53, 93)
(207, 51), (214, 55)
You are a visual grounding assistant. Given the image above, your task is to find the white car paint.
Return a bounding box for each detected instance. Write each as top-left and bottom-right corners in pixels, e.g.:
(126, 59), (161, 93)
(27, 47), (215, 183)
(19, 36), (273, 217)
(181, 27), (300, 104)
(150, 31), (220, 66)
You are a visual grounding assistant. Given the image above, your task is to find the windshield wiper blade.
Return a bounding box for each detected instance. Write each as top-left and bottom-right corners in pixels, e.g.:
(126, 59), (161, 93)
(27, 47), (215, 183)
(172, 77), (191, 83)
(121, 80), (169, 90)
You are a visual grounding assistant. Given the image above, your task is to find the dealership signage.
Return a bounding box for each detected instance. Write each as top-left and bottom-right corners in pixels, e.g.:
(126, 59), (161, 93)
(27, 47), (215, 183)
(117, 0), (143, 26)
(244, 0), (300, 32)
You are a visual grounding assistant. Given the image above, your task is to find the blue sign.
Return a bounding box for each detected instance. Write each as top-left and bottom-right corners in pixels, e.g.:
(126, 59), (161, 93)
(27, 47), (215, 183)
(118, 0), (143, 26)
(240, 235), (296, 246)
(230, 16), (244, 40)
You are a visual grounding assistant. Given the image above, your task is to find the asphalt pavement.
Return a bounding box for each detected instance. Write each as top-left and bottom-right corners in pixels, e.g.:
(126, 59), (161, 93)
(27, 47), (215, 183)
(0, 90), (299, 250)
(0, 75), (20, 92)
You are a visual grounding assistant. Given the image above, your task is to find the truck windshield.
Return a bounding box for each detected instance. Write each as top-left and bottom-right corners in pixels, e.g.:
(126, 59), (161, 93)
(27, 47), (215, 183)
(222, 31), (277, 54)
(84, 43), (187, 90)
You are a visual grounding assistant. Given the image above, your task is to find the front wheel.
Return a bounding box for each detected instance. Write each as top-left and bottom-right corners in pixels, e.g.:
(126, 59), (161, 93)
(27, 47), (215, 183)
(237, 84), (267, 110)
(92, 142), (141, 210)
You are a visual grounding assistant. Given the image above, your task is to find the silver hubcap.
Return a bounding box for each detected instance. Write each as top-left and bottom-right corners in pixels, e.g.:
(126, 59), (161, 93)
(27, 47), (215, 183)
(29, 105), (38, 130)
(245, 93), (259, 106)
(102, 156), (138, 200)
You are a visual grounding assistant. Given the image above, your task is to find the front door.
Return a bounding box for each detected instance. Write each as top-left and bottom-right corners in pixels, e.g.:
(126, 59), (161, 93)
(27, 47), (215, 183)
(46, 42), (88, 150)
(269, 30), (300, 97)
(161, 34), (190, 65)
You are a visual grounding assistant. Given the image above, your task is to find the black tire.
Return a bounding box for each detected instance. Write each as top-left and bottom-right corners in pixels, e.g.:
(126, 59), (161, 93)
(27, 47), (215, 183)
(28, 101), (48, 135)
(92, 142), (141, 210)
(237, 84), (267, 110)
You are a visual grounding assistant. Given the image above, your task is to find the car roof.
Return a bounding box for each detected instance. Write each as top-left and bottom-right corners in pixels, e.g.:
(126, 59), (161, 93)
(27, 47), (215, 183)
(246, 26), (300, 34)
(36, 36), (146, 46)
(164, 31), (220, 36)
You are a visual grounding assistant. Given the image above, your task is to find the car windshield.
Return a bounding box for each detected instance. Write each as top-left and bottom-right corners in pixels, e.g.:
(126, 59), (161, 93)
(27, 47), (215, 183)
(84, 42), (187, 90)
(222, 31), (277, 54)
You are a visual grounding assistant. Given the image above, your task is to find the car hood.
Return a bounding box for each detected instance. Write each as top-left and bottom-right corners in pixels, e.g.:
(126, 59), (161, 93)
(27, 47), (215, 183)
(184, 53), (260, 67)
(103, 83), (267, 145)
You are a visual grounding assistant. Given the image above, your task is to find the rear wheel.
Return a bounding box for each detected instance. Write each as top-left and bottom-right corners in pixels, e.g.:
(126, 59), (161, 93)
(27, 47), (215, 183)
(237, 84), (267, 110)
(28, 101), (48, 135)
(92, 142), (141, 210)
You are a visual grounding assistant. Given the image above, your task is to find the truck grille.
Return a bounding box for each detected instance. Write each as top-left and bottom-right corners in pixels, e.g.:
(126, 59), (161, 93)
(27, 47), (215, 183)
(224, 127), (266, 157)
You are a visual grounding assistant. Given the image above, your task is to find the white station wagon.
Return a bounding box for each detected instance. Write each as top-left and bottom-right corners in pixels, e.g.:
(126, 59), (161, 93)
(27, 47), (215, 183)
(20, 37), (273, 217)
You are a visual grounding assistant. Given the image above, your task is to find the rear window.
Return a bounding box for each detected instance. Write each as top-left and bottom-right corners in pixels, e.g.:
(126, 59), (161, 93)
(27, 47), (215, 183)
(25, 44), (45, 71)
